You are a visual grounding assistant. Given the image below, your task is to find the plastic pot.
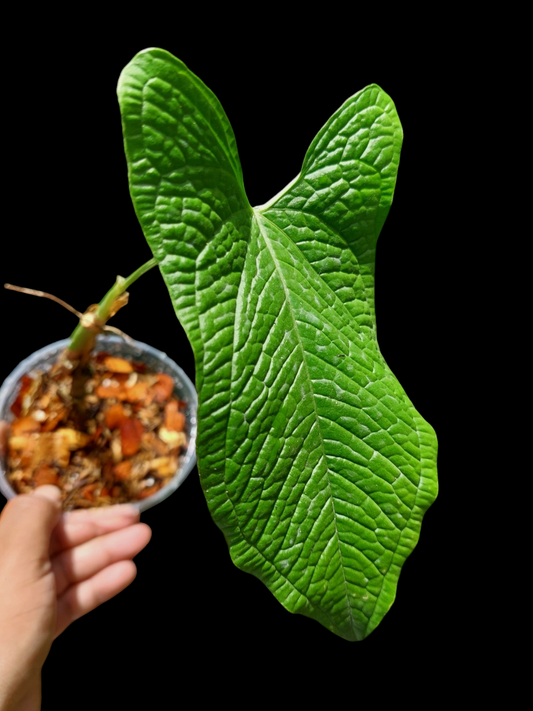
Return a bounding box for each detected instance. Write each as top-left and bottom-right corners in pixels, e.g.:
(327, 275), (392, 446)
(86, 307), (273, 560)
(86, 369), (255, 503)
(0, 335), (197, 512)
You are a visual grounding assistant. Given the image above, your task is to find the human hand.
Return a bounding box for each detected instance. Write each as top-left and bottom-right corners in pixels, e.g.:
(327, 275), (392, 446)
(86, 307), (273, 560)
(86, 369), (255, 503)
(0, 429), (151, 711)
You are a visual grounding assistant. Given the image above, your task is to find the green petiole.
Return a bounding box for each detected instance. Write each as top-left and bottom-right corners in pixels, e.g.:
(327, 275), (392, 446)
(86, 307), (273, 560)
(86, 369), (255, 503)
(67, 258), (157, 357)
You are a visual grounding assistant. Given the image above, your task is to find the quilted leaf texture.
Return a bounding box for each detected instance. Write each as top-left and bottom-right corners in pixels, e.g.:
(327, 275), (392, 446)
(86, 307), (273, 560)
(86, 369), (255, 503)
(118, 48), (438, 640)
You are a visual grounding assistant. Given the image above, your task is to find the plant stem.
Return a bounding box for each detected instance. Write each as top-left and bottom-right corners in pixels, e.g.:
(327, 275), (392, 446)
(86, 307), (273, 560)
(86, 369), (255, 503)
(121, 258), (159, 290)
(67, 258), (158, 357)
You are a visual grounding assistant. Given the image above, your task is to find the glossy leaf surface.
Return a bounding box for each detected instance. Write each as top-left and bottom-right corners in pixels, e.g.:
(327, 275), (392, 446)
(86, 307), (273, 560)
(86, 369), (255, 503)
(118, 48), (438, 640)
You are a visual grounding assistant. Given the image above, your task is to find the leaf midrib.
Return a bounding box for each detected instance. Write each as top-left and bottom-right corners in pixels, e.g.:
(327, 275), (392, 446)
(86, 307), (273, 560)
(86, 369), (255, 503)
(253, 209), (357, 634)
(262, 203), (379, 347)
(253, 208), (423, 634)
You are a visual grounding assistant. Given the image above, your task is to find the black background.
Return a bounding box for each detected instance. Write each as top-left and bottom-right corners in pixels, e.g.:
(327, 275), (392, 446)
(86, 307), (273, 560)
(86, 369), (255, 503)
(0, 23), (479, 707)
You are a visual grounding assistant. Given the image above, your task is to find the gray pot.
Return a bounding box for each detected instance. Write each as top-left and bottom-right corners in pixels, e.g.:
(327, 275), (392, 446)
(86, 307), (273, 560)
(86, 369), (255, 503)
(0, 335), (197, 512)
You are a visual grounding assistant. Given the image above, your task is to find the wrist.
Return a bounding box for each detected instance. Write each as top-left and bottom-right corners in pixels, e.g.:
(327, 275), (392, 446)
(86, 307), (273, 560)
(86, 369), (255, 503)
(0, 640), (43, 711)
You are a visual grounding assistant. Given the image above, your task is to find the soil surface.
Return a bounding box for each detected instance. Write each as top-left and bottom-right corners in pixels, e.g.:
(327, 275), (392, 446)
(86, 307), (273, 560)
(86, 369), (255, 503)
(5, 350), (188, 510)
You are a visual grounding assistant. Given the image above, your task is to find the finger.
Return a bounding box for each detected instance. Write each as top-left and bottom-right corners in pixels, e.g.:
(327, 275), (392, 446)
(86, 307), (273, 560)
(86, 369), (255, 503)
(32, 485), (62, 505)
(50, 505), (140, 555)
(0, 486), (62, 573)
(52, 523), (151, 595)
(55, 560), (137, 638)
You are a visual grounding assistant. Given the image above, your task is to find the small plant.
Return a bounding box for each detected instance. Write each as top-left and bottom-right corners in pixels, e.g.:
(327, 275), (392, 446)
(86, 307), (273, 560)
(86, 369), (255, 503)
(4, 48), (438, 641)
(3, 260), (193, 508)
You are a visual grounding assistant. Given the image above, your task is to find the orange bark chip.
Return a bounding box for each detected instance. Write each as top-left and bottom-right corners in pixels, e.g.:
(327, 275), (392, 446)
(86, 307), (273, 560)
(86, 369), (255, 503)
(124, 381), (148, 403)
(119, 418), (144, 457)
(164, 400), (185, 432)
(113, 460), (132, 481)
(150, 373), (174, 404)
(10, 375), (33, 417)
(96, 383), (125, 400)
(105, 403), (128, 429)
(8, 435), (36, 468)
(103, 357), (133, 374)
(81, 483), (98, 501)
(33, 465), (59, 487)
(41, 408), (67, 432)
(11, 416), (41, 437)
(137, 484), (162, 500)
(102, 461), (114, 484)
(106, 372), (129, 384)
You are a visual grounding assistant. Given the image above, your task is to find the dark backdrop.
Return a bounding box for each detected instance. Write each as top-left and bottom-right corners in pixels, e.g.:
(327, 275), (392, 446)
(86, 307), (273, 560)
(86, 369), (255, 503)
(1, 26), (470, 707)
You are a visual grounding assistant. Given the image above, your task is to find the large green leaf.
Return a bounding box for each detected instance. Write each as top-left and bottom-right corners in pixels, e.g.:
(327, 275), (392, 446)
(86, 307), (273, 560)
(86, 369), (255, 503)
(118, 48), (438, 640)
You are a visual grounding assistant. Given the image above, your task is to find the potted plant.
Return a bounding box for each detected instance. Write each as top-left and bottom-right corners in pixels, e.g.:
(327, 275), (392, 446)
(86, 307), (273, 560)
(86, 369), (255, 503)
(0, 48), (438, 641)
(0, 264), (198, 511)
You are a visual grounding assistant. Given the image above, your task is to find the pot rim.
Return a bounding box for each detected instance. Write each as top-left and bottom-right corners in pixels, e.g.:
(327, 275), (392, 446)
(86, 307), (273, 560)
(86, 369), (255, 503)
(0, 335), (197, 513)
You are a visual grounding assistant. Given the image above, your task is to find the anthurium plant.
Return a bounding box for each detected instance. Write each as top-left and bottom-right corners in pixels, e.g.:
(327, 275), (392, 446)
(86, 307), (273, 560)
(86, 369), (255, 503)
(8, 48), (439, 641)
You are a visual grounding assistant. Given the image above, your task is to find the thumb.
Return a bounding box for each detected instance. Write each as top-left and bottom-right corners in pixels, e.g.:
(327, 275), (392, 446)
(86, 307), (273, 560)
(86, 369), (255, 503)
(31, 485), (62, 506)
(0, 486), (62, 569)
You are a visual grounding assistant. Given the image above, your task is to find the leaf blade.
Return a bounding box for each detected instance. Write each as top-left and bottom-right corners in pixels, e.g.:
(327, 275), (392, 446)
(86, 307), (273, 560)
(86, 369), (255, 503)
(118, 49), (438, 640)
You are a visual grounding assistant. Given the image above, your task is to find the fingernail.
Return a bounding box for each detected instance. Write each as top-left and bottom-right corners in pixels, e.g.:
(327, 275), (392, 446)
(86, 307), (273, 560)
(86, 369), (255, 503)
(92, 504), (140, 517)
(32, 485), (62, 504)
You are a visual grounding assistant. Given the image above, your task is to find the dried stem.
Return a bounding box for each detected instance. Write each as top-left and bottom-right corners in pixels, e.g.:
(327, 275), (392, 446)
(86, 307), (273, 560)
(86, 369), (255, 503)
(4, 284), (83, 318)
